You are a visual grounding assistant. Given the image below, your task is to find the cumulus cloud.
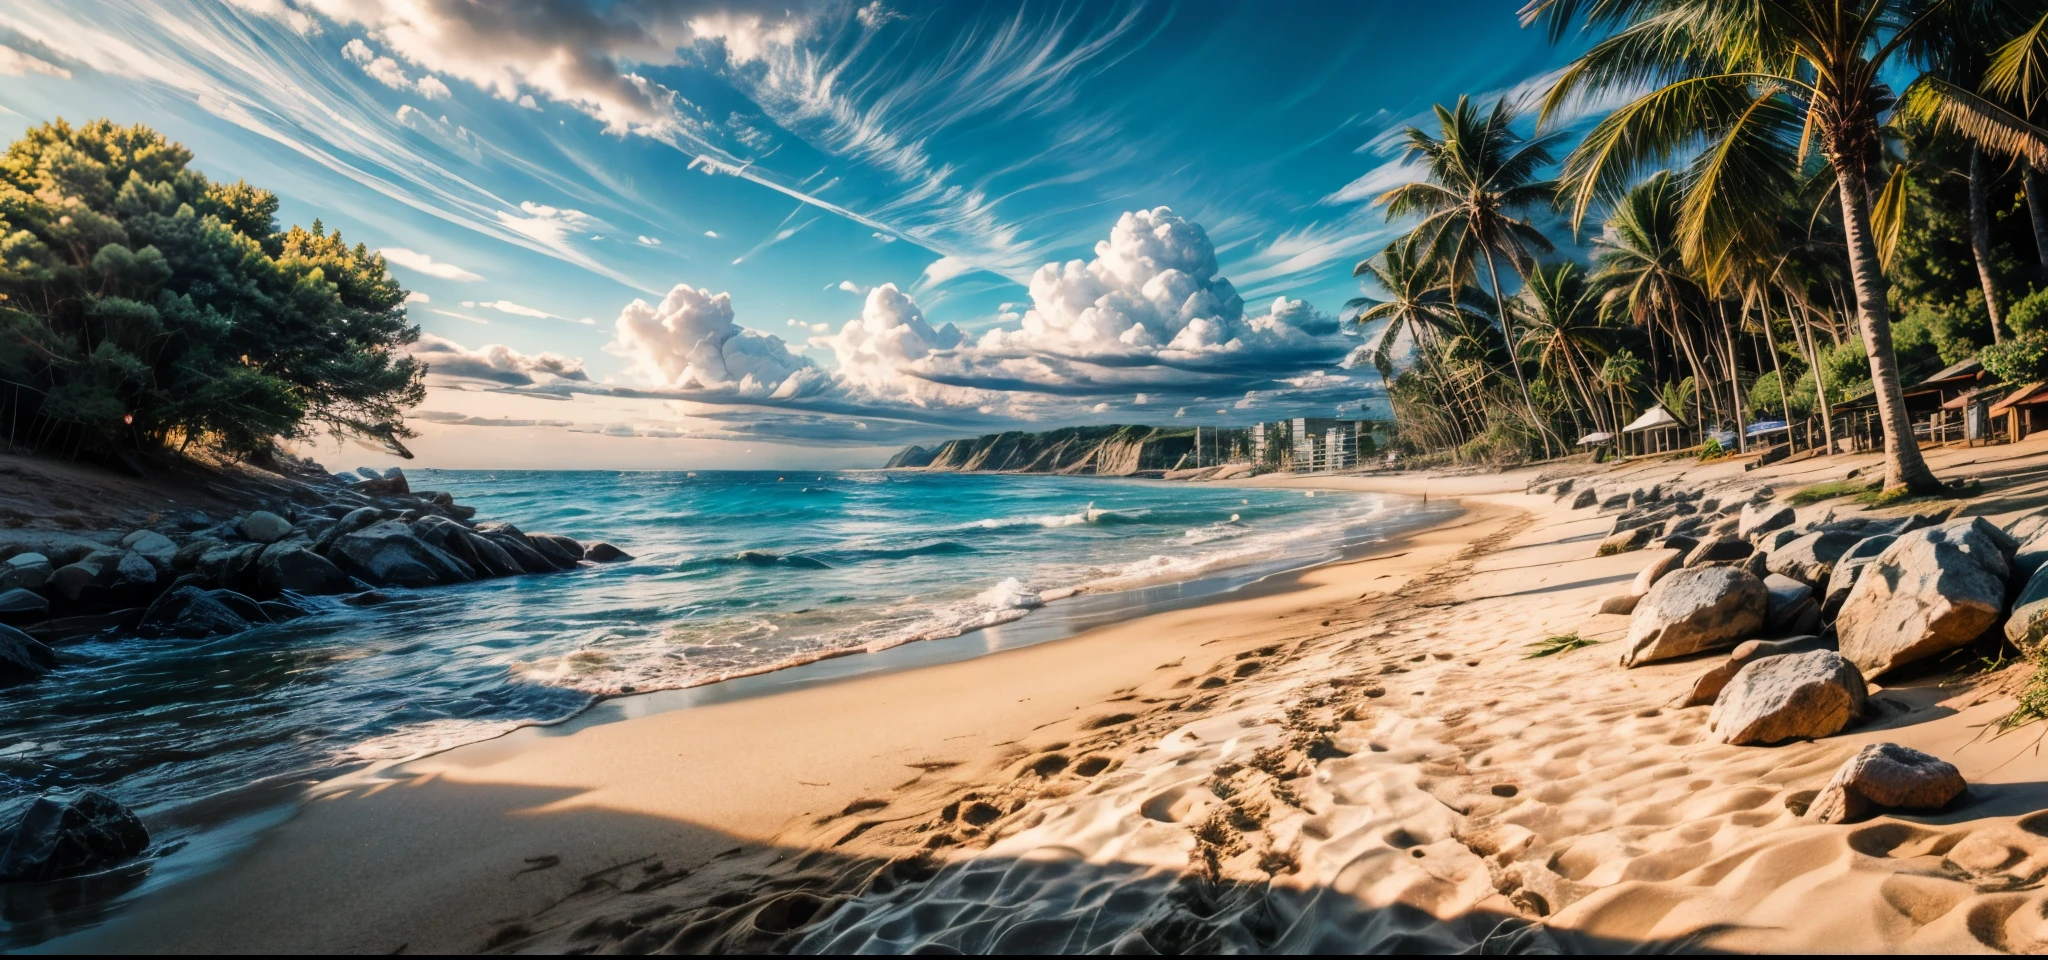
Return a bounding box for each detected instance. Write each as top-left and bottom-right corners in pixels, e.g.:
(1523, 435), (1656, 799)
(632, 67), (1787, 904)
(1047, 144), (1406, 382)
(342, 37), (450, 99)
(611, 284), (815, 396)
(380, 247), (482, 281)
(814, 284), (969, 404)
(412, 333), (589, 386)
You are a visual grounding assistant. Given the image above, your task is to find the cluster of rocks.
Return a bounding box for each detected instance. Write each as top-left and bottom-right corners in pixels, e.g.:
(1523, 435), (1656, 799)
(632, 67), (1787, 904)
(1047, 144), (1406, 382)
(1534, 474), (2010, 824)
(0, 463), (635, 883)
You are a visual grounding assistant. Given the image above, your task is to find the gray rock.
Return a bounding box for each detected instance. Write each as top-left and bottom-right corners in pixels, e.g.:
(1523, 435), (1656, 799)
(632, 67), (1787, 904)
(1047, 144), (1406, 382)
(1766, 530), (1863, 588)
(483, 531), (555, 574)
(1571, 488), (1598, 510)
(0, 623), (56, 685)
(195, 543), (263, 594)
(1762, 528), (1803, 552)
(1822, 534), (1899, 618)
(1677, 635), (1829, 707)
(582, 541), (633, 563)
(462, 531), (522, 578)
(0, 588), (48, 625)
(46, 563), (97, 603)
(0, 789), (149, 882)
(1630, 550), (1684, 598)
(1810, 742), (1965, 824)
(1598, 594), (1640, 615)
(238, 511), (294, 545)
(1738, 503), (1795, 539)
(1613, 507), (1675, 534)
(256, 543), (352, 596)
(1837, 519), (2012, 678)
(0, 532), (109, 568)
(2009, 513), (2048, 581)
(1708, 650), (1866, 746)
(1685, 537), (1753, 568)
(526, 534), (584, 569)
(0, 553), (51, 593)
(1658, 532), (1700, 554)
(1622, 566), (1768, 667)
(1763, 574), (1814, 632)
(119, 530), (176, 565)
(139, 586), (251, 639)
(1598, 523), (1663, 556)
(328, 521), (474, 588)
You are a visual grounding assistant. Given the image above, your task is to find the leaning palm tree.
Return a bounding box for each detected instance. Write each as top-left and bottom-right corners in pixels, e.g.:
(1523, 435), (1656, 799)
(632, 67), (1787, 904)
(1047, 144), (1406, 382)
(1518, 260), (1623, 435)
(1374, 95), (1563, 457)
(1589, 172), (1721, 432)
(1349, 240), (1484, 442)
(1529, 0), (1950, 494)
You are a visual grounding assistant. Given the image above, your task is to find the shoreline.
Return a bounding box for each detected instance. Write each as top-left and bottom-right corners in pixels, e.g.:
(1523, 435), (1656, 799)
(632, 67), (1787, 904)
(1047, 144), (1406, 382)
(29, 482), (1480, 953)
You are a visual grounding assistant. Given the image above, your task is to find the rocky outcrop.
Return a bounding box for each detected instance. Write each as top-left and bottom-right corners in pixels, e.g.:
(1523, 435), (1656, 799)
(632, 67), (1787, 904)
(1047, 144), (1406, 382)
(1685, 537), (1752, 568)
(0, 789), (149, 882)
(1836, 519), (2014, 678)
(1738, 503), (1794, 539)
(1810, 742), (1965, 824)
(1630, 550), (1683, 597)
(1822, 534), (1898, 618)
(1622, 566), (1767, 667)
(1708, 650), (1866, 745)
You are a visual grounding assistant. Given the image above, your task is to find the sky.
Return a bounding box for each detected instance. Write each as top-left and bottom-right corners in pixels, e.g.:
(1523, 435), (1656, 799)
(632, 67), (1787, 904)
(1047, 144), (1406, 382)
(0, 0), (1585, 470)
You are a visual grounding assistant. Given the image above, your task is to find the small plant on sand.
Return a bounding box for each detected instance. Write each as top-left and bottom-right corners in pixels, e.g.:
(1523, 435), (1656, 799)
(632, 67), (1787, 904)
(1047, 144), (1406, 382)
(1998, 649), (2048, 733)
(1788, 479), (1876, 506)
(1697, 437), (1724, 462)
(1525, 633), (1598, 658)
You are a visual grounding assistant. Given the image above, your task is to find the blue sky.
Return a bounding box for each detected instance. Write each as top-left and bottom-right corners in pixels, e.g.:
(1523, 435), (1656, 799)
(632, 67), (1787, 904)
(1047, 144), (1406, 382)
(0, 0), (1581, 469)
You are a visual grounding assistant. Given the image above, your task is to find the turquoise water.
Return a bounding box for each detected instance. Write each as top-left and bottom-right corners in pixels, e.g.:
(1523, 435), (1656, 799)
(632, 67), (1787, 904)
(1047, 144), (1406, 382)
(0, 471), (1447, 823)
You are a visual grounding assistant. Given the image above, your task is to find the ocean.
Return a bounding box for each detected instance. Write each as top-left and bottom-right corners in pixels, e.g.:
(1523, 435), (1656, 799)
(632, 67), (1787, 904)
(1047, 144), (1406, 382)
(0, 470), (1451, 832)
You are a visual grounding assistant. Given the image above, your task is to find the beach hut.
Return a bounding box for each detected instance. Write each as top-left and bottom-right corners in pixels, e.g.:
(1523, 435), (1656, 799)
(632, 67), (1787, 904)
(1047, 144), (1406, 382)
(1991, 382), (2048, 441)
(1905, 358), (1991, 443)
(1576, 430), (1614, 459)
(1620, 404), (1688, 456)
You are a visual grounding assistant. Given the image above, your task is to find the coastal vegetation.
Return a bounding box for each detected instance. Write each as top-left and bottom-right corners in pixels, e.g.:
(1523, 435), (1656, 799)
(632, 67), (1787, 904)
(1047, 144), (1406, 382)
(0, 119), (424, 464)
(1354, 0), (2048, 494)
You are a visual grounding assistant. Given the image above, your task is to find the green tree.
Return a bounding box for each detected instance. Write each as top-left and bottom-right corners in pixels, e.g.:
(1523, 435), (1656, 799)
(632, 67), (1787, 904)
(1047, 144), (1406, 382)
(0, 119), (424, 458)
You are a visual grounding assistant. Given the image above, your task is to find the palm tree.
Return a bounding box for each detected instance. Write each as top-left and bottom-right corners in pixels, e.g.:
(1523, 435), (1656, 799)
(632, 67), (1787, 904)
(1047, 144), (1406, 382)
(1588, 172), (1720, 432)
(1530, 0), (1949, 494)
(1348, 240), (1484, 440)
(1374, 95), (1563, 457)
(1518, 260), (1623, 436)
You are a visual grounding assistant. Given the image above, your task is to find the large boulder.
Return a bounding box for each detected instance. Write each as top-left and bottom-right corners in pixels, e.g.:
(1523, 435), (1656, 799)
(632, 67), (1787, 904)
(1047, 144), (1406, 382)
(583, 541), (633, 563)
(1708, 650), (1866, 746)
(139, 586), (252, 639)
(256, 543), (352, 596)
(1836, 519), (2013, 679)
(1766, 530), (1862, 588)
(0, 532), (107, 568)
(1622, 566), (1768, 667)
(352, 468), (410, 496)
(327, 521), (474, 588)
(0, 623), (56, 685)
(1822, 534), (1899, 618)
(1630, 550), (1684, 598)
(1738, 503), (1795, 539)
(480, 530), (555, 574)
(1677, 635), (1829, 707)
(1685, 537), (1752, 568)
(0, 789), (149, 882)
(1763, 574), (1819, 635)
(526, 533), (584, 569)
(1598, 525), (1660, 556)
(1570, 488), (1598, 510)
(1810, 742), (1965, 824)
(238, 511), (294, 545)
(195, 543), (264, 594)
(119, 530), (177, 566)
(0, 553), (51, 593)
(0, 588), (48, 625)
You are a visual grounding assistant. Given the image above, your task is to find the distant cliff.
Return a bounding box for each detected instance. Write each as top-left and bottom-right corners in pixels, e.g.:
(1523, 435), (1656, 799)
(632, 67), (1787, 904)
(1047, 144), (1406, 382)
(886, 425), (1249, 476)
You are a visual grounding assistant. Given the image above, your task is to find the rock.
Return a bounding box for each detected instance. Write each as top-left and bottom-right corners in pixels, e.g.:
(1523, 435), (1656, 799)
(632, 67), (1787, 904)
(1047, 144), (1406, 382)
(526, 534), (584, 569)
(1658, 532), (1700, 554)
(256, 543), (352, 596)
(582, 541), (633, 563)
(0, 553), (51, 593)
(1822, 534), (1898, 618)
(259, 599), (307, 622)
(1708, 650), (1866, 746)
(1765, 530), (1862, 588)
(45, 563), (98, 603)
(0, 789), (149, 882)
(1571, 488), (1598, 510)
(461, 531), (522, 578)
(195, 543), (263, 594)
(1763, 574), (1814, 633)
(110, 551), (157, 594)
(1613, 507), (1675, 534)
(482, 531), (555, 574)
(1622, 566), (1768, 667)
(0, 532), (109, 568)
(0, 588), (49, 625)
(119, 530), (177, 565)
(1738, 503), (1795, 539)
(352, 470), (410, 496)
(1742, 550), (1770, 580)
(2009, 513), (2048, 580)
(176, 510), (213, 531)
(1630, 550), (1684, 598)
(1677, 635), (1829, 707)
(139, 586), (251, 639)
(328, 521), (474, 588)
(1598, 523), (1662, 556)
(1600, 493), (1629, 511)
(1837, 519), (2012, 679)
(238, 511), (294, 545)
(0, 623), (56, 685)
(1598, 594), (1640, 615)
(1685, 536), (1752, 568)
(1762, 528), (1803, 552)
(1810, 743), (1966, 824)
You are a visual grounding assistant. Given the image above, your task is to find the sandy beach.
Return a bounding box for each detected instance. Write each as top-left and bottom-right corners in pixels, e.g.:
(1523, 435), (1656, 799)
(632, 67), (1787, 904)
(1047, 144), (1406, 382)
(46, 437), (2048, 954)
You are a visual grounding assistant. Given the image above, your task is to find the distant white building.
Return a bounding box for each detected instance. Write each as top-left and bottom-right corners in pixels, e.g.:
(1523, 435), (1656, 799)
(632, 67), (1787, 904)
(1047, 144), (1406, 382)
(1252, 418), (1371, 472)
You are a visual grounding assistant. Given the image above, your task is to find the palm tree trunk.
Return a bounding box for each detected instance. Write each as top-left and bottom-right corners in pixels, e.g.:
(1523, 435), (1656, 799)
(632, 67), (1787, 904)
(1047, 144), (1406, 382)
(1970, 145), (2006, 342)
(1758, 287), (1795, 444)
(1790, 294), (1833, 454)
(1482, 252), (1552, 458)
(1713, 299), (1746, 452)
(2028, 167), (2048, 275)
(1836, 161), (1943, 493)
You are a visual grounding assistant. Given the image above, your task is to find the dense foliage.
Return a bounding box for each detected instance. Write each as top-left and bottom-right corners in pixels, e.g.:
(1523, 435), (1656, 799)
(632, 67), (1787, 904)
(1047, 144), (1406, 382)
(0, 119), (423, 459)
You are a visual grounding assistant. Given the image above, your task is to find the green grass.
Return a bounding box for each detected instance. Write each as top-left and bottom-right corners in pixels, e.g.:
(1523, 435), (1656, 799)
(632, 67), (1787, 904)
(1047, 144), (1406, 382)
(1525, 633), (1599, 659)
(1788, 479), (1876, 506)
(1999, 650), (2048, 733)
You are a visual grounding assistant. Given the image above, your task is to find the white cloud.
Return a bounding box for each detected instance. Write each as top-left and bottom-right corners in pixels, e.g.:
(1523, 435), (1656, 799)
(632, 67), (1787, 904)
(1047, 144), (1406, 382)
(412, 333), (589, 386)
(403, 291), (430, 304)
(394, 105), (481, 160)
(341, 37), (450, 100)
(814, 283), (969, 404)
(1091, 402), (1110, 413)
(460, 299), (595, 325)
(496, 201), (606, 257)
(380, 247), (483, 281)
(916, 255), (976, 290)
(856, 3), (905, 30)
(0, 44), (69, 79)
(1134, 393), (1147, 404)
(637, 235), (662, 245)
(872, 232), (896, 243)
(516, 94), (540, 110)
(611, 284), (814, 395)
(416, 74), (451, 99)
(836, 280), (866, 294)
(429, 308), (490, 324)
(704, 230), (721, 238)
